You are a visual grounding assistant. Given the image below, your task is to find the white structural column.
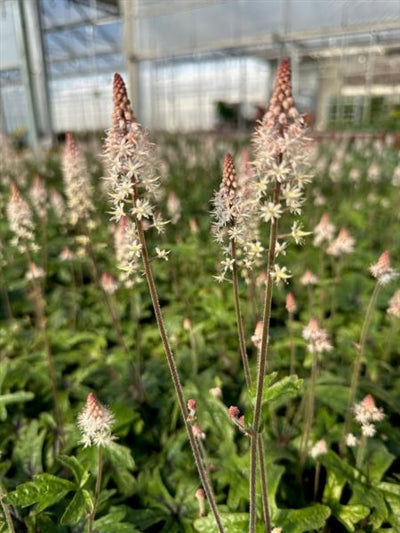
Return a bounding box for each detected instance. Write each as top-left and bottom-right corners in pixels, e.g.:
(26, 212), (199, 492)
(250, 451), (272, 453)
(13, 0), (53, 151)
(315, 60), (342, 130)
(119, 0), (140, 118)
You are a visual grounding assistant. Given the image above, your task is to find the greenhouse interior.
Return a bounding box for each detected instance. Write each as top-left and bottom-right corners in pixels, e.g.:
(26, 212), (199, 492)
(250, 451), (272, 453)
(1, 1), (400, 533)
(1, 0), (400, 145)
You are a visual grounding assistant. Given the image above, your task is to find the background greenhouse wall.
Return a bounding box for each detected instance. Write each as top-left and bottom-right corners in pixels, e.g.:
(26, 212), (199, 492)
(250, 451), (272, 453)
(0, 0), (399, 145)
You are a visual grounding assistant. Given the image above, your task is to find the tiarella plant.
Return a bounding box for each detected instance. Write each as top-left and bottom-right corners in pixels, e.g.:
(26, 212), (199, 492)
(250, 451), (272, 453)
(1, 61), (399, 533)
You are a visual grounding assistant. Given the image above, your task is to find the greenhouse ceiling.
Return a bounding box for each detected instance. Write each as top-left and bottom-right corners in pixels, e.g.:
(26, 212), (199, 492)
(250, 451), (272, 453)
(1, 0), (400, 84)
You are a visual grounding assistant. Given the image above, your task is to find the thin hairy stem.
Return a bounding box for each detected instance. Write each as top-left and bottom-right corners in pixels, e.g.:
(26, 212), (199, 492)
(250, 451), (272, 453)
(85, 239), (128, 353)
(300, 350), (318, 467)
(249, 181), (280, 533)
(135, 216), (225, 533)
(356, 434), (367, 471)
(231, 239), (270, 531)
(288, 312), (296, 375)
(257, 434), (272, 532)
(231, 238), (252, 388)
(341, 283), (381, 453)
(88, 446), (103, 533)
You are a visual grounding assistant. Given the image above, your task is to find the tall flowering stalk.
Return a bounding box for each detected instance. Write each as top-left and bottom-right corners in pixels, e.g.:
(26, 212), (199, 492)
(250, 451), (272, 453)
(249, 59), (313, 533)
(103, 74), (224, 532)
(62, 132), (94, 228)
(212, 155), (271, 529)
(300, 318), (332, 466)
(29, 174), (49, 272)
(342, 251), (398, 452)
(6, 183), (63, 444)
(212, 153), (253, 387)
(77, 393), (115, 533)
(286, 292), (297, 375)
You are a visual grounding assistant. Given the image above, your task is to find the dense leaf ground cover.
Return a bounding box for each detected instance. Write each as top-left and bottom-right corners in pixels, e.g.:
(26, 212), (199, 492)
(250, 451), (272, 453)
(0, 129), (399, 533)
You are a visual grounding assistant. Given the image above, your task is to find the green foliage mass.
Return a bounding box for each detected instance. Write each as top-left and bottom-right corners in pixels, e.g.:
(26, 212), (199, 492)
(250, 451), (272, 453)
(0, 132), (399, 532)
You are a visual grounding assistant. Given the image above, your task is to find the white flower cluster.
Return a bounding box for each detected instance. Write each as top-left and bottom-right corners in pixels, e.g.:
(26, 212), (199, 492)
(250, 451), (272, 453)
(62, 132), (94, 226)
(251, 59), (313, 280)
(370, 251), (398, 286)
(302, 318), (333, 354)
(103, 73), (169, 271)
(327, 227), (355, 257)
(49, 188), (66, 220)
(77, 393), (115, 448)
(29, 174), (47, 219)
(353, 394), (384, 438)
(103, 74), (166, 228)
(212, 153), (259, 279)
(313, 213), (336, 247)
(309, 438), (328, 459)
(387, 289), (400, 318)
(6, 183), (37, 253)
(113, 216), (143, 288)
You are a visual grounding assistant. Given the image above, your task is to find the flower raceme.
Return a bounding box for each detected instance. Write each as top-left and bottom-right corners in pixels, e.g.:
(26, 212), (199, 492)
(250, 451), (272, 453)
(302, 318), (332, 354)
(353, 394), (385, 439)
(103, 73), (162, 219)
(370, 251), (398, 285)
(252, 58), (313, 279)
(387, 289), (400, 317)
(77, 393), (115, 448)
(29, 174), (48, 220)
(252, 58), (312, 198)
(103, 73), (168, 283)
(7, 183), (37, 253)
(62, 132), (94, 227)
(212, 153), (259, 279)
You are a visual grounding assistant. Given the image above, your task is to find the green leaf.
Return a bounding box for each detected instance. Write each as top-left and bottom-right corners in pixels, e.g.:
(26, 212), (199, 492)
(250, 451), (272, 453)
(13, 420), (46, 476)
(249, 373), (278, 402)
(0, 391), (34, 420)
(105, 442), (135, 471)
(194, 513), (264, 533)
(335, 504), (370, 531)
(262, 375), (303, 408)
(0, 391), (34, 406)
(249, 373), (303, 409)
(130, 508), (166, 530)
(94, 507), (140, 533)
(315, 384), (349, 414)
(275, 504), (331, 533)
(266, 464), (285, 514)
(7, 474), (75, 512)
(60, 490), (88, 525)
(350, 485), (388, 530)
(378, 482), (400, 529)
(112, 467), (136, 497)
(58, 455), (87, 486)
(323, 469), (346, 504)
(367, 443), (395, 484)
